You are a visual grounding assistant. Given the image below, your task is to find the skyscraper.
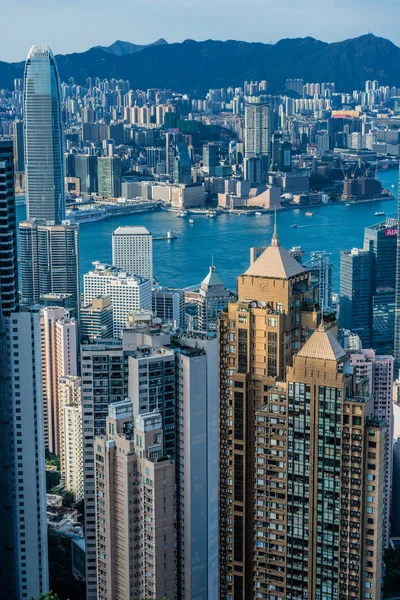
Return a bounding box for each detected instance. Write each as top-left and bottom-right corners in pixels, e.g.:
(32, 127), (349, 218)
(244, 102), (271, 180)
(59, 376), (83, 501)
(218, 228), (320, 598)
(95, 404), (176, 600)
(112, 225), (153, 280)
(41, 307), (78, 456)
(97, 156), (121, 198)
(19, 220), (80, 316)
(8, 309), (49, 599)
(251, 326), (386, 600)
(340, 248), (373, 347)
(83, 262), (152, 338)
(203, 143), (220, 176)
(394, 164), (400, 373)
(24, 45), (64, 223)
(0, 139), (19, 316)
(0, 302), (17, 597)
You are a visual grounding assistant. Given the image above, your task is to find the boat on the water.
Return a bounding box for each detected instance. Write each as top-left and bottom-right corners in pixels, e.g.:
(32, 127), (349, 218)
(345, 203), (351, 207)
(189, 218), (194, 224)
(255, 212), (262, 216)
(176, 210), (188, 218)
(374, 210), (385, 216)
(167, 230), (176, 239)
(207, 210), (217, 218)
(290, 224), (298, 228)
(305, 211), (313, 217)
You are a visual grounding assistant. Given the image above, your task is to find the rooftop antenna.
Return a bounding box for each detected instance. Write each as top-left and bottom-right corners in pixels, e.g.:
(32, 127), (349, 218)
(271, 206), (279, 246)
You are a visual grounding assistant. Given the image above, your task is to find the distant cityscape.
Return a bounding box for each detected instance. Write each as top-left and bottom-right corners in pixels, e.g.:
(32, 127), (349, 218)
(2, 38), (400, 600)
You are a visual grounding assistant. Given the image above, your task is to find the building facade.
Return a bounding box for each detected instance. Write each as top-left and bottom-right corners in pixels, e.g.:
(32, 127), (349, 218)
(95, 403), (176, 600)
(112, 225), (153, 281)
(80, 296), (113, 342)
(19, 220), (80, 316)
(83, 262), (152, 338)
(340, 248), (373, 348)
(218, 229), (320, 598)
(24, 45), (64, 223)
(41, 307), (78, 456)
(152, 287), (185, 329)
(8, 309), (49, 599)
(0, 139), (19, 316)
(198, 263), (233, 333)
(97, 156), (121, 198)
(61, 376), (83, 501)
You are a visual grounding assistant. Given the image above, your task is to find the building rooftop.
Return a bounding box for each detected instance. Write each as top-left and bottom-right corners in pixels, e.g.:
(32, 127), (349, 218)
(201, 264), (225, 289)
(113, 226), (151, 235)
(297, 323), (347, 362)
(244, 226), (305, 280)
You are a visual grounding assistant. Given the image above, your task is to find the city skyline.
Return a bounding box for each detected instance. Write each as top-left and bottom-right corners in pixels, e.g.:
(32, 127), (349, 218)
(0, 0), (399, 62)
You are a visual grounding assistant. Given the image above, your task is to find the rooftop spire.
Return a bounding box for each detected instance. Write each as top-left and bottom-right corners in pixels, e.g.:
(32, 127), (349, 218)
(271, 206), (279, 247)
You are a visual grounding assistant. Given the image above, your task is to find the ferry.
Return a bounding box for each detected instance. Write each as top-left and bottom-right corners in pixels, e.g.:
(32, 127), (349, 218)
(66, 206), (108, 223)
(305, 211), (313, 217)
(374, 210), (385, 216)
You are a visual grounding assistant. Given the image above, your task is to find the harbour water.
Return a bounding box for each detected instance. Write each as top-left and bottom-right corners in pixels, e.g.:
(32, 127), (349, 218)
(16, 169), (399, 292)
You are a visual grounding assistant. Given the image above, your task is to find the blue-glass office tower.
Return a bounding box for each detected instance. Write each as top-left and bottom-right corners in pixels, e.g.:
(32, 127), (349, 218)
(24, 45), (64, 223)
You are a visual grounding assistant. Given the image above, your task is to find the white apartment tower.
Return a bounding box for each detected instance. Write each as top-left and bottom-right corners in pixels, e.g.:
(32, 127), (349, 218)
(41, 307), (78, 456)
(59, 375), (83, 501)
(8, 309), (49, 599)
(95, 403), (176, 600)
(112, 225), (153, 281)
(83, 263), (152, 338)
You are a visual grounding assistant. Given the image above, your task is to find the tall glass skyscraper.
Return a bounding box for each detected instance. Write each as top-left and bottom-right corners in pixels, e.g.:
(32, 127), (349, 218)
(24, 45), (64, 223)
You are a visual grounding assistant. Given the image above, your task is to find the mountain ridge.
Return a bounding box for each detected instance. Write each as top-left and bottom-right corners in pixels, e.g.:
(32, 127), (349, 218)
(1, 34), (400, 94)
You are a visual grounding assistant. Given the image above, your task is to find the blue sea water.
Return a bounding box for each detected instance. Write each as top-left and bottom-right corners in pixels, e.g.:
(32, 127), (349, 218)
(16, 169), (399, 293)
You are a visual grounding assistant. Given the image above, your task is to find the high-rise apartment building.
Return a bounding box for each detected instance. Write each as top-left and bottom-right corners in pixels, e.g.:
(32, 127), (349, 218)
(84, 262), (152, 338)
(8, 309), (49, 599)
(112, 225), (153, 280)
(175, 335), (219, 599)
(80, 296), (113, 342)
(349, 349), (394, 547)
(12, 118), (25, 173)
(198, 263), (233, 333)
(41, 307), (78, 457)
(128, 345), (176, 458)
(218, 228), (320, 598)
(60, 376), (83, 501)
(250, 327), (386, 600)
(395, 166), (400, 373)
(0, 304), (17, 597)
(97, 156), (121, 198)
(81, 333), (142, 599)
(19, 220), (80, 316)
(24, 46), (64, 222)
(95, 403), (176, 600)
(244, 103), (271, 179)
(0, 139), (19, 316)
(340, 248), (373, 347)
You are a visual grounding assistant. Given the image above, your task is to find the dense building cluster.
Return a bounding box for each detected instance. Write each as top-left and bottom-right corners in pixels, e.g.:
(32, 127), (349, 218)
(1, 43), (400, 600)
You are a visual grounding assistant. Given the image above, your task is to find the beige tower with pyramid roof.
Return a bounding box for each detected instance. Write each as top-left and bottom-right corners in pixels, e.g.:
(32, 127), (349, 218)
(218, 226), (321, 598)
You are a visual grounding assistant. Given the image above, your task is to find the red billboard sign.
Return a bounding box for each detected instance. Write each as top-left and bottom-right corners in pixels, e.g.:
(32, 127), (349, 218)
(385, 228), (398, 237)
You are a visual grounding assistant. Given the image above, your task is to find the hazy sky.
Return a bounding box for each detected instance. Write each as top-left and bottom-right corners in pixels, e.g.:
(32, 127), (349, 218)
(1, 0), (399, 62)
